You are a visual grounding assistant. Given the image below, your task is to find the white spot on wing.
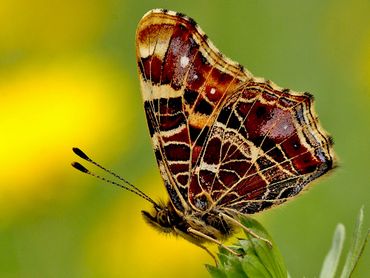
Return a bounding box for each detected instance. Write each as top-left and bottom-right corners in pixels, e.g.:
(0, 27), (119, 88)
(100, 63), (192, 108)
(210, 88), (216, 95)
(180, 56), (189, 68)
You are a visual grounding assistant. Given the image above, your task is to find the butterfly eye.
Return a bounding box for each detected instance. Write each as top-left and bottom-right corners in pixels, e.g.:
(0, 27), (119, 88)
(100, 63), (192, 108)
(157, 210), (171, 227)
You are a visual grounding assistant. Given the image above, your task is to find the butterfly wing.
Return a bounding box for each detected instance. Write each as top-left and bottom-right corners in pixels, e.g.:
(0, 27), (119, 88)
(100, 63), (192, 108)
(136, 9), (251, 212)
(190, 80), (335, 214)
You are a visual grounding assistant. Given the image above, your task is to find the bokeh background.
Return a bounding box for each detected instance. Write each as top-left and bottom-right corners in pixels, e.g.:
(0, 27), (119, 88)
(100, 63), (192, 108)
(0, 0), (369, 277)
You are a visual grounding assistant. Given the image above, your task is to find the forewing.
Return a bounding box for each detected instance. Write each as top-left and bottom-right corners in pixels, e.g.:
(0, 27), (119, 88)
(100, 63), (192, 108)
(189, 80), (335, 214)
(136, 9), (251, 211)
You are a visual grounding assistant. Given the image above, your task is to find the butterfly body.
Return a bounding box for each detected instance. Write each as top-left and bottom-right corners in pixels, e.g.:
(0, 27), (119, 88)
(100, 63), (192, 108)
(142, 201), (233, 244)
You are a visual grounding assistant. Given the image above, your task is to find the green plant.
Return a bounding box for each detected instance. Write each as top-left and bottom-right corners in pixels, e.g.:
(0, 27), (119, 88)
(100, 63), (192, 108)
(207, 208), (368, 278)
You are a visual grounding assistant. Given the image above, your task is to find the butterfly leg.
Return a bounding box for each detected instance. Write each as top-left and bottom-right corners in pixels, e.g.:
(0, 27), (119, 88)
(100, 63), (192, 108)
(219, 213), (272, 247)
(197, 244), (218, 266)
(174, 227), (219, 265)
(187, 227), (240, 257)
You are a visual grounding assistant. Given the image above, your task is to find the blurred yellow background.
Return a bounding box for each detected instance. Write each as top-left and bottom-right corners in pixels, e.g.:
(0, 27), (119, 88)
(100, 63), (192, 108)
(0, 0), (369, 277)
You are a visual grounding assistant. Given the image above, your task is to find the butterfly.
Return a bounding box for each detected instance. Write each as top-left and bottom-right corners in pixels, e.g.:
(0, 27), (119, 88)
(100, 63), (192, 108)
(72, 9), (335, 259)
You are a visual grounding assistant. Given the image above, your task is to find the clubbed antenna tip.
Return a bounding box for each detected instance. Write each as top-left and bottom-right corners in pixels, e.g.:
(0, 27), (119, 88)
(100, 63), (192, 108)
(71, 162), (89, 173)
(72, 147), (90, 160)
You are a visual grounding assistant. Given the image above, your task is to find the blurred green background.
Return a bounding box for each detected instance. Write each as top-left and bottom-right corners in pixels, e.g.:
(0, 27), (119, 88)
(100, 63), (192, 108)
(0, 0), (369, 277)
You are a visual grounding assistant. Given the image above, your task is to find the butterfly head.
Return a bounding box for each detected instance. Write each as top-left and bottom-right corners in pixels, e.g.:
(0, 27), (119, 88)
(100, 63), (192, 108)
(141, 201), (179, 233)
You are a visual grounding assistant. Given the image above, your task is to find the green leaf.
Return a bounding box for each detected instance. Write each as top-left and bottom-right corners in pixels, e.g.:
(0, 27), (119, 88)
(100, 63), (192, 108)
(218, 248), (232, 266)
(319, 223), (346, 278)
(242, 252), (272, 277)
(207, 216), (288, 278)
(205, 264), (227, 278)
(340, 207), (369, 278)
(240, 217), (287, 278)
(224, 256), (248, 278)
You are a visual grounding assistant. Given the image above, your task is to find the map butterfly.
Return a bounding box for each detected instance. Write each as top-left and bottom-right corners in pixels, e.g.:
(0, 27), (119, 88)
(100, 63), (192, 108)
(73, 9), (336, 258)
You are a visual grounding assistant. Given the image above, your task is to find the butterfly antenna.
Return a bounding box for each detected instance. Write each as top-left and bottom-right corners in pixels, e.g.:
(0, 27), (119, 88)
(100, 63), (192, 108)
(72, 147), (149, 197)
(72, 148), (159, 207)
